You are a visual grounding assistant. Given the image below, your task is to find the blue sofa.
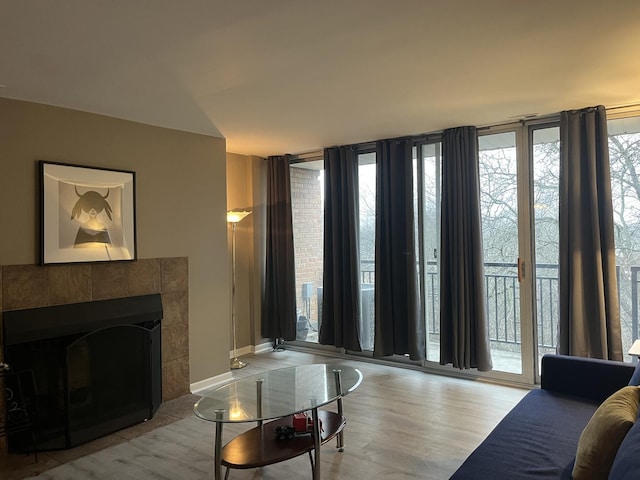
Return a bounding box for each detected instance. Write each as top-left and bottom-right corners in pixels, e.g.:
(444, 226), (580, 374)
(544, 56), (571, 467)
(450, 354), (640, 479)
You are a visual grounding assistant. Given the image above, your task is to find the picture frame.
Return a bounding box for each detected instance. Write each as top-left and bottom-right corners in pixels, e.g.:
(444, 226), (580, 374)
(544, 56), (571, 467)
(40, 161), (137, 264)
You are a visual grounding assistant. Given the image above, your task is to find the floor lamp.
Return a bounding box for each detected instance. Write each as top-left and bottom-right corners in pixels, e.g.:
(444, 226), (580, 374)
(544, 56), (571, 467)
(227, 209), (252, 369)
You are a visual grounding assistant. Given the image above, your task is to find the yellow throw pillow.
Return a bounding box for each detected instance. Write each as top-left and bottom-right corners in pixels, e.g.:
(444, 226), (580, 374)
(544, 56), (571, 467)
(573, 385), (640, 480)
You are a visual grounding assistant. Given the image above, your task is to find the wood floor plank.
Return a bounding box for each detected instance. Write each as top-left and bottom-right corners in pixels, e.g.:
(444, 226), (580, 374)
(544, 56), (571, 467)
(2, 349), (528, 480)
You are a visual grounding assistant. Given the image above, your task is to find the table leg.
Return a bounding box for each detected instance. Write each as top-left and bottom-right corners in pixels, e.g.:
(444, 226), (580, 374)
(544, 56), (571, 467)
(256, 379), (264, 427)
(311, 406), (321, 480)
(333, 369), (345, 451)
(214, 410), (224, 480)
(336, 397), (345, 451)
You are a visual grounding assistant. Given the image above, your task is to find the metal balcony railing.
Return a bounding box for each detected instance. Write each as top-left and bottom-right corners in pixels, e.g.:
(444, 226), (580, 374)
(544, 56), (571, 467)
(358, 260), (640, 353)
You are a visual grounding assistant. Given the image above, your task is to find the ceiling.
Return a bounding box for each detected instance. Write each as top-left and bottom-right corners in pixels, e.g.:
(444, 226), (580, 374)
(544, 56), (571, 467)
(2, 1), (640, 157)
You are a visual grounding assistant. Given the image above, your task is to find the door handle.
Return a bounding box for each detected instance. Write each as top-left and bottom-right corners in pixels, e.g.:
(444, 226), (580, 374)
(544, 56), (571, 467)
(517, 258), (524, 282)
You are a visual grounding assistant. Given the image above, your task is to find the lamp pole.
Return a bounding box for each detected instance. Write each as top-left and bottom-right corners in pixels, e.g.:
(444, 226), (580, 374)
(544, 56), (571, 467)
(227, 210), (251, 369)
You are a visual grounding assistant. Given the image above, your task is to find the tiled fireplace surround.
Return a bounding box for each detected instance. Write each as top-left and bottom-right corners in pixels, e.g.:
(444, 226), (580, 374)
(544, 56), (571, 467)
(0, 257), (190, 450)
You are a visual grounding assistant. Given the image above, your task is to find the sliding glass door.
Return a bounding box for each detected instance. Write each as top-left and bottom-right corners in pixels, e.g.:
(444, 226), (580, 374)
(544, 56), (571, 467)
(418, 124), (560, 381)
(474, 125), (561, 380)
(477, 131), (524, 374)
(609, 115), (640, 361)
(530, 126), (561, 370)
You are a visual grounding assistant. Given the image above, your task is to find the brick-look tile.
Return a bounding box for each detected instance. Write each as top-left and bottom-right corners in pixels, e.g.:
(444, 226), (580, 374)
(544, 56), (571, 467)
(91, 262), (128, 299)
(161, 291), (188, 328)
(162, 357), (190, 401)
(162, 324), (189, 363)
(161, 257), (188, 293)
(48, 264), (92, 305)
(128, 259), (161, 296)
(2, 264), (49, 310)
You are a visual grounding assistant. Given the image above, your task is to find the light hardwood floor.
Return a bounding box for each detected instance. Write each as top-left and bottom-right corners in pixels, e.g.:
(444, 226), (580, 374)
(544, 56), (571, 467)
(1, 349), (529, 480)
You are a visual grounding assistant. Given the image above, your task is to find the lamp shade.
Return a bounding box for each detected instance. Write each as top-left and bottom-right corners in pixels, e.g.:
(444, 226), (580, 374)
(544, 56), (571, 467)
(227, 210), (251, 223)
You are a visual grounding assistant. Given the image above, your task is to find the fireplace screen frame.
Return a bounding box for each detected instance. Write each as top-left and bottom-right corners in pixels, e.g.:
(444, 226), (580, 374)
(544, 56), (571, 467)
(2, 294), (162, 451)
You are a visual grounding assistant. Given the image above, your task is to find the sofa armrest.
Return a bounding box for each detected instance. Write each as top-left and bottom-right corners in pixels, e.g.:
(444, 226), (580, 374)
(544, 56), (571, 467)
(541, 354), (635, 403)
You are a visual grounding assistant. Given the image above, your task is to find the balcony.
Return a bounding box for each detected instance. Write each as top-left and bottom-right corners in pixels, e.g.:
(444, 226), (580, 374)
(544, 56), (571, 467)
(300, 262), (639, 371)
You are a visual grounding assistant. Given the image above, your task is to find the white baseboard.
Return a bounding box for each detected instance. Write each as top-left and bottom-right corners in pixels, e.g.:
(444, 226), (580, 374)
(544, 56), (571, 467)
(192, 342), (273, 395)
(229, 342), (273, 358)
(229, 345), (253, 358)
(190, 371), (233, 395)
(253, 341), (273, 354)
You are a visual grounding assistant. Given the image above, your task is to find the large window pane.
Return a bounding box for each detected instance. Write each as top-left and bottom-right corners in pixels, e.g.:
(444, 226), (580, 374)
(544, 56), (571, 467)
(291, 154), (377, 351)
(609, 116), (640, 360)
(291, 160), (324, 343)
(478, 132), (522, 374)
(421, 143), (442, 363)
(359, 152), (376, 351)
(531, 127), (560, 369)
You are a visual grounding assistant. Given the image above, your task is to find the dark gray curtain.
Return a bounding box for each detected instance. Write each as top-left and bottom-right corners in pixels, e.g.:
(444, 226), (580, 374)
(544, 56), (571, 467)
(440, 126), (492, 371)
(319, 146), (362, 351)
(558, 106), (622, 360)
(373, 139), (425, 360)
(261, 155), (297, 341)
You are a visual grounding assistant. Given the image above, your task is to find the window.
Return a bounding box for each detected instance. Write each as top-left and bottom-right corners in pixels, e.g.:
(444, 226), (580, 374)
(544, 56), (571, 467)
(478, 132), (522, 374)
(288, 108), (640, 382)
(358, 152), (376, 351)
(291, 153), (377, 351)
(531, 126), (560, 369)
(290, 159), (324, 343)
(609, 115), (640, 360)
(417, 142), (442, 363)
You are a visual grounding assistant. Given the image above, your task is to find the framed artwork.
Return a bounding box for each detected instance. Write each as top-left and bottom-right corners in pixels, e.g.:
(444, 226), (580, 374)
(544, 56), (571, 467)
(40, 161), (137, 264)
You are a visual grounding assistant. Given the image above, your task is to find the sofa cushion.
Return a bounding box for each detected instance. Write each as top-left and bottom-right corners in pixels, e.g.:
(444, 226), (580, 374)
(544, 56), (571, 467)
(541, 354), (635, 403)
(608, 408), (640, 479)
(572, 386), (640, 480)
(450, 389), (599, 479)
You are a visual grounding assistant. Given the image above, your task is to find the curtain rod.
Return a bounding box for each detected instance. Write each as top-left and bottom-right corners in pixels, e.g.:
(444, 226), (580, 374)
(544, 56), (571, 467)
(607, 102), (640, 112)
(289, 151), (323, 163)
(288, 102), (640, 159)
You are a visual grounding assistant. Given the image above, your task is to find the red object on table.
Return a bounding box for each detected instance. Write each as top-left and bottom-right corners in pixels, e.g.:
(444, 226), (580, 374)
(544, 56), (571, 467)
(293, 412), (323, 433)
(293, 413), (312, 432)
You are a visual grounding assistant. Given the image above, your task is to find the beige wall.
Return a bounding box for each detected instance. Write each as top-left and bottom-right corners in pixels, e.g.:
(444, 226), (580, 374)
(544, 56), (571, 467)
(0, 97), (230, 384)
(226, 153), (267, 349)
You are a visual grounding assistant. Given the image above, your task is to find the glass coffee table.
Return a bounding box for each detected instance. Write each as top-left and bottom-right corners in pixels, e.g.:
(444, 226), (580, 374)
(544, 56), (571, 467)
(194, 364), (363, 480)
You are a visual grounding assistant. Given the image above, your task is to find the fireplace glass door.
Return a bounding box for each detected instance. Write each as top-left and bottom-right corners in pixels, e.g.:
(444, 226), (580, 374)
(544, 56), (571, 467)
(66, 324), (153, 447)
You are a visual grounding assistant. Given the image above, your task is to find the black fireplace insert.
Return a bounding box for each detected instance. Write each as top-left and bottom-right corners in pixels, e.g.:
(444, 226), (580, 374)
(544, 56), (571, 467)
(2, 294), (162, 451)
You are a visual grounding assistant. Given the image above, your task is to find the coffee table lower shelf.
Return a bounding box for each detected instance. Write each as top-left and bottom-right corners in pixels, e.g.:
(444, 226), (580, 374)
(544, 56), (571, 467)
(221, 410), (346, 470)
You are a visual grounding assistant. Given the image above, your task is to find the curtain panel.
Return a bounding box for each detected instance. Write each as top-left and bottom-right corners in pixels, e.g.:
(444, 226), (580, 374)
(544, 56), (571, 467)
(373, 139), (425, 360)
(440, 126), (493, 371)
(319, 146), (362, 351)
(558, 105), (622, 360)
(261, 155), (297, 341)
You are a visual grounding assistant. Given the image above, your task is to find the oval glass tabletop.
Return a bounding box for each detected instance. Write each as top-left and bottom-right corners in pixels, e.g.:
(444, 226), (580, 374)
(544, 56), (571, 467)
(194, 364), (363, 423)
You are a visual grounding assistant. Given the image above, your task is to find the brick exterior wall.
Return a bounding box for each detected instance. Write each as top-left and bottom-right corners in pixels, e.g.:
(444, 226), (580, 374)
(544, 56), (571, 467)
(290, 167), (323, 328)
